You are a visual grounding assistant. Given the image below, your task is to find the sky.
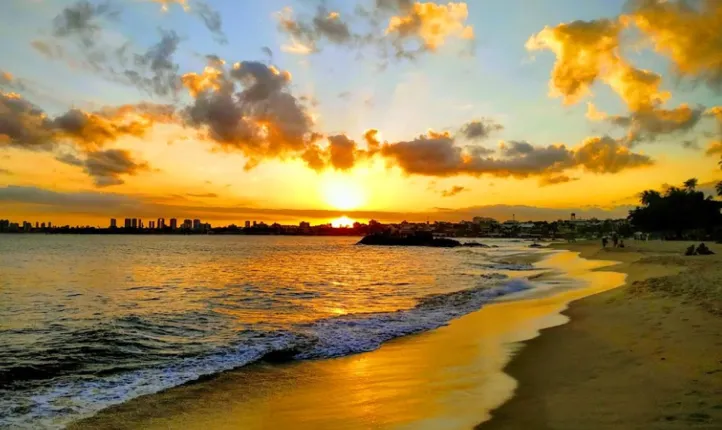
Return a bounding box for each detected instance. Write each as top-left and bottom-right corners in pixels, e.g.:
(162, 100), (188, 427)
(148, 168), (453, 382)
(1, 0), (721, 226)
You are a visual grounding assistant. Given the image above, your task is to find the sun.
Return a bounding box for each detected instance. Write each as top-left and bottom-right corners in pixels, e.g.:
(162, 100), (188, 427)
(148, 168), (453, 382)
(323, 178), (366, 210)
(331, 216), (355, 228)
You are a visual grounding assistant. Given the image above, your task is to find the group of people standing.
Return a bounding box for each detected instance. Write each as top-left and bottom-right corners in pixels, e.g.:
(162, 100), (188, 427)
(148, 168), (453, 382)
(602, 232), (624, 248)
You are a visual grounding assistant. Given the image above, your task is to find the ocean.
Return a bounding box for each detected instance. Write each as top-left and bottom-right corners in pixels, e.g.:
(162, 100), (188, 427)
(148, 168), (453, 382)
(0, 235), (551, 429)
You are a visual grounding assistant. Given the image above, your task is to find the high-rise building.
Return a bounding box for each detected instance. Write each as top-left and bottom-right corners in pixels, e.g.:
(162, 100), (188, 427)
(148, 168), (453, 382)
(157, 218), (165, 229)
(131, 218), (138, 229)
(252, 221), (257, 227)
(193, 219), (201, 230)
(245, 221), (251, 228)
(35, 222), (39, 229)
(149, 221), (155, 229)
(170, 218), (178, 230)
(183, 219), (192, 229)
(124, 218), (132, 228)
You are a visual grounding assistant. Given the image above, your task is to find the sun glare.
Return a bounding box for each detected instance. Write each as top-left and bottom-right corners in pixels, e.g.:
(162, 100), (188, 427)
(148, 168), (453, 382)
(323, 178), (366, 210)
(331, 216), (354, 228)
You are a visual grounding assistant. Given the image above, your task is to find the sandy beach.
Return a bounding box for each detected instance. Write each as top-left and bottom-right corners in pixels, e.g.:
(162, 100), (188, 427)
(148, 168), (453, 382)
(482, 240), (722, 429)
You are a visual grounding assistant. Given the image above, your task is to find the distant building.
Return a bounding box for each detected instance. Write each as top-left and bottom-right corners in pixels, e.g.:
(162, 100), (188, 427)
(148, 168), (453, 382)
(299, 221), (310, 229)
(124, 218), (132, 228)
(183, 219), (192, 229)
(41, 222), (46, 229)
(149, 221), (155, 229)
(157, 218), (165, 229)
(23, 221), (32, 232)
(48, 222), (51, 228)
(252, 221), (257, 227)
(245, 221), (251, 228)
(170, 218), (178, 230)
(193, 219), (201, 230)
(131, 218), (138, 229)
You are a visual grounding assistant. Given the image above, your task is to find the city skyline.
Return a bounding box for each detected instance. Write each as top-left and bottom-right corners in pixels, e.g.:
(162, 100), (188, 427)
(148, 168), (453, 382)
(1, 1), (721, 226)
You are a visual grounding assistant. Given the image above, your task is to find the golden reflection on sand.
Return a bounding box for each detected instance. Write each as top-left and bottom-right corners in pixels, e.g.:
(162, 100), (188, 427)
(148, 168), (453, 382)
(70, 251), (626, 430)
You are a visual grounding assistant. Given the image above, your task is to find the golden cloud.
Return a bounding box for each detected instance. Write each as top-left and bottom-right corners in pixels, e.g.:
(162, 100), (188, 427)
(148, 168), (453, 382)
(623, 0), (722, 88)
(386, 2), (474, 51)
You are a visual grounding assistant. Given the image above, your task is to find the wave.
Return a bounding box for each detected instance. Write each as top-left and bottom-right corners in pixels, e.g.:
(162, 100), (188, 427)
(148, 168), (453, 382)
(0, 278), (535, 429)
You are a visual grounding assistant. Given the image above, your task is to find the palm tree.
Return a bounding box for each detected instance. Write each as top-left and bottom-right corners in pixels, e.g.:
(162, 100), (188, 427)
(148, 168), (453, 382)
(717, 181), (722, 197)
(684, 178), (698, 191)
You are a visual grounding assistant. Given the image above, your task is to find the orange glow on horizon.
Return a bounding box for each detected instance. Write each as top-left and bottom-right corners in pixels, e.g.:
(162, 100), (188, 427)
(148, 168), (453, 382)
(331, 216), (354, 228)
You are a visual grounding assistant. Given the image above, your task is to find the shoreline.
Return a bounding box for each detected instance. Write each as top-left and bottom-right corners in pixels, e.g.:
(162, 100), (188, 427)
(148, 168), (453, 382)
(68, 247), (621, 429)
(480, 240), (722, 429)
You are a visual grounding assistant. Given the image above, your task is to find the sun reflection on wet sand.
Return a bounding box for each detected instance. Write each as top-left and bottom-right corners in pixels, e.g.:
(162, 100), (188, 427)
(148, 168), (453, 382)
(69, 250), (627, 430)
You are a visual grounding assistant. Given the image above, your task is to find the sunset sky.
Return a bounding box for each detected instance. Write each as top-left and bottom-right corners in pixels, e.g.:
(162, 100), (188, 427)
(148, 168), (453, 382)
(1, 0), (721, 226)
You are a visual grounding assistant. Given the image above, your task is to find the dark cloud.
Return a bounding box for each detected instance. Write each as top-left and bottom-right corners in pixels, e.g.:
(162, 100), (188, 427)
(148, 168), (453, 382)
(186, 192), (218, 198)
(539, 175), (579, 186)
(573, 136), (653, 173)
(193, 2), (227, 44)
(182, 60), (316, 169)
(440, 185), (467, 197)
(608, 104), (706, 146)
(380, 132), (653, 178)
(261, 46), (273, 58)
(460, 118), (503, 141)
(1, 90), (175, 154)
(52, 0), (120, 48)
(126, 30), (181, 98)
(0, 92), (55, 151)
(56, 149), (150, 187)
(278, 6), (353, 53)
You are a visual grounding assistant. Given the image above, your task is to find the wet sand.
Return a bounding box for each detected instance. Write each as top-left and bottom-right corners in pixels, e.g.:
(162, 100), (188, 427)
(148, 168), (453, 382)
(70, 249), (626, 429)
(481, 241), (722, 429)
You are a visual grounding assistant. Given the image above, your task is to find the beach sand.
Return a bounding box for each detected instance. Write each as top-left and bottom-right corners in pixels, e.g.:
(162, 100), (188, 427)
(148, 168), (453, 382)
(69, 249), (626, 430)
(481, 240), (722, 429)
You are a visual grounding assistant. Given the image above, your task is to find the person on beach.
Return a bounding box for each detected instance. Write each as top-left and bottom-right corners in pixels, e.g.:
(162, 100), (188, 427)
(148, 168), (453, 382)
(612, 233), (619, 248)
(602, 237), (608, 248)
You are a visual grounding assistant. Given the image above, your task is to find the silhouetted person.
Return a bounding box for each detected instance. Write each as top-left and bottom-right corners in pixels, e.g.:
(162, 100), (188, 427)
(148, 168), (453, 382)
(612, 233), (619, 248)
(696, 243), (714, 255)
(619, 239), (625, 248)
(602, 237), (608, 248)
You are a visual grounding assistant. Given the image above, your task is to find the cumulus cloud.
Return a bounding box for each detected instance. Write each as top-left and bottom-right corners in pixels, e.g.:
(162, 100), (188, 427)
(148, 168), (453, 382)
(380, 131), (652, 178)
(528, 14), (711, 147)
(459, 118), (503, 141)
(1, 91), (176, 152)
(608, 103), (706, 145)
(624, 0), (722, 90)
(277, 6), (353, 54)
(328, 134), (358, 170)
(385, 2), (474, 58)
(440, 185), (467, 197)
(56, 148), (150, 187)
(181, 59), (317, 169)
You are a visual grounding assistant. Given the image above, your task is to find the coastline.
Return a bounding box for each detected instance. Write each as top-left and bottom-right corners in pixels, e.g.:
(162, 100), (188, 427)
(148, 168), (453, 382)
(68, 246), (622, 429)
(480, 241), (722, 429)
